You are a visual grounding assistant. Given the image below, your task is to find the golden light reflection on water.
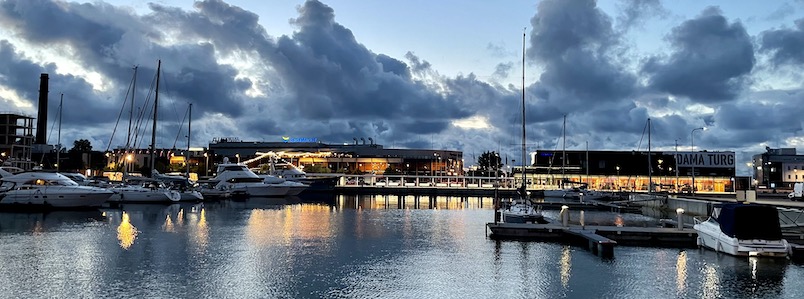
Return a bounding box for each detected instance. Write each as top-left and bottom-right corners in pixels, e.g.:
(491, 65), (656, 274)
(163, 214), (175, 232)
(177, 209), (185, 227)
(245, 205), (334, 248)
(560, 246), (571, 288)
(117, 212), (138, 250)
(676, 251), (687, 295)
(193, 208), (208, 249)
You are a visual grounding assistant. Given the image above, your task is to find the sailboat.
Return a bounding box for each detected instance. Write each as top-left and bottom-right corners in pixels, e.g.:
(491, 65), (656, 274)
(151, 103), (204, 202)
(501, 31), (546, 224)
(109, 60), (180, 204)
(542, 115), (606, 200)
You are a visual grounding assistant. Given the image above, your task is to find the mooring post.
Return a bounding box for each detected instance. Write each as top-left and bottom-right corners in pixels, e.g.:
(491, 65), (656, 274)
(561, 205), (569, 227)
(676, 208), (685, 231)
(493, 188), (500, 224)
(580, 210), (585, 229)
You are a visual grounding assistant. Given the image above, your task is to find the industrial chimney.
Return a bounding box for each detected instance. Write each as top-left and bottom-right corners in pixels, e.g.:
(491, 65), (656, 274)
(35, 73), (48, 144)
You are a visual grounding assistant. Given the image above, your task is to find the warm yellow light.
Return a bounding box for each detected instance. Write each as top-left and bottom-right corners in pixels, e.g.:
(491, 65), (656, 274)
(117, 212), (139, 250)
(126, 154), (133, 161)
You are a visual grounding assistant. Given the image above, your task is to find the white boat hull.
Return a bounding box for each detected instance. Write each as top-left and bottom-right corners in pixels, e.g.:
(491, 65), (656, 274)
(694, 221), (789, 257)
(0, 186), (113, 208)
(109, 187), (181, 203)
(229, 185), (289, 197)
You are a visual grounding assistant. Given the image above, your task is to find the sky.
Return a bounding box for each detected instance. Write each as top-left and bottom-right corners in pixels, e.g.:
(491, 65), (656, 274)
(0, 0), (803, 174)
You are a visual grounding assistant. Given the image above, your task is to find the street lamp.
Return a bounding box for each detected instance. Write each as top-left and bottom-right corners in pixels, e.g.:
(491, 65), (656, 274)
(236, 153), (240, 164)
(616, 165), (620, 190)
(691, 127), (705, 194)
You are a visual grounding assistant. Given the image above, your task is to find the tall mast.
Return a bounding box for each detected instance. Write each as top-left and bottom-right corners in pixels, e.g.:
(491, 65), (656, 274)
(648, 118), (652, 192)
(125, 66), (137, 176)
(186, 103), (192, 177)
(562, 114), (566, 181)
(56, 93), (63, 172)
(149, 60), (161, 176)
(520, 29), (527, 193)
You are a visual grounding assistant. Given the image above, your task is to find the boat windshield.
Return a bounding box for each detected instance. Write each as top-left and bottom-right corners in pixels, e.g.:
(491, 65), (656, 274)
(24, 178), (79, 186)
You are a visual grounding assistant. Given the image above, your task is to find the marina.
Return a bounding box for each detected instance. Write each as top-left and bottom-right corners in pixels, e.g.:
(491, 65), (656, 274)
(0, 194), (802, 298)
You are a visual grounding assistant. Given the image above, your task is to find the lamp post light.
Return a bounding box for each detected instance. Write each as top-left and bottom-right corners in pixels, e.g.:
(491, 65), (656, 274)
(236, 153), (240, 164)
(691, 127), (705, 195)
(616, 165), (620, 190)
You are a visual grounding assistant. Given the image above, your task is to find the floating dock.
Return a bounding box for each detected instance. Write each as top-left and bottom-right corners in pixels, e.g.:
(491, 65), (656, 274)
(487, 222), (698, 258)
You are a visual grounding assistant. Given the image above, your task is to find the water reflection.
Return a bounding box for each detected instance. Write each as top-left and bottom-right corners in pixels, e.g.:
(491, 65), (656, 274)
(0, 196), (801, 298)
(0, 211), (103, 233)
(676, 251), (688, 296)
(560, 245), (572, 288)
(116, 212), (138, 250)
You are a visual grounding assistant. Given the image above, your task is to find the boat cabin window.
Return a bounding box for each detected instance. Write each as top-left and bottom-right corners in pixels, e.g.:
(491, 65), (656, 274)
(227, 177), (264, 183)
(224, 166), (249, 172)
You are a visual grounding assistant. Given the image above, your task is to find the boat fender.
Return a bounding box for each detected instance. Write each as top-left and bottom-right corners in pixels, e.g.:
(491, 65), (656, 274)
(696, 237), (702, 247)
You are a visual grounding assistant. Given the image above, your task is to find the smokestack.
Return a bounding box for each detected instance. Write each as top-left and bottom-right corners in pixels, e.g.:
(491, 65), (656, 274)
(36, 73), (49, 144)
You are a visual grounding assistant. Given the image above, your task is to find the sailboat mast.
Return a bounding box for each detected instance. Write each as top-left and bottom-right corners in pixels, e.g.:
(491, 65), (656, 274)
(125, 66), (137, 176)
(186, 103), (192, 177)
(648, 118), (652, 192)
(562, 114), (566, 180)
(149, 60), (161, 176)
(56, 93), (63, 172)
(520, 29), (526, 191)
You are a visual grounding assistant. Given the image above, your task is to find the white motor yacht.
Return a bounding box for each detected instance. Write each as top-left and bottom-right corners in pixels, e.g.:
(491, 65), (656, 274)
(213, 163), (289, 197)
(108, 177), (182, 203)
(260, 174), (309, 196)
(0, 171), (114, 208)
(694, 203), (790, 258)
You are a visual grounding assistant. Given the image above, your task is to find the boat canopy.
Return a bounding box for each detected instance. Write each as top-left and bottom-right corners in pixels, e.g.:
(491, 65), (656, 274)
(716, 204), (783, 240)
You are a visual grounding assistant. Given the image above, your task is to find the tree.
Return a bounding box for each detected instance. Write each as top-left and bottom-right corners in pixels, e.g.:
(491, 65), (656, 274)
(69, 139), (92, 153)
(477, 151), (502, 176)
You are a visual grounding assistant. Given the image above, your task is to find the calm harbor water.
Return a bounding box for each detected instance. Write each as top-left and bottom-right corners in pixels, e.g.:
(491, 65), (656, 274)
(0, 195), (802, 298)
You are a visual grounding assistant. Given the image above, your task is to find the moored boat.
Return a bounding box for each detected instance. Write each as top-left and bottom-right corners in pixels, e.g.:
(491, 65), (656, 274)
(0, 170), (113, 209)
(694, 203), (790, 257)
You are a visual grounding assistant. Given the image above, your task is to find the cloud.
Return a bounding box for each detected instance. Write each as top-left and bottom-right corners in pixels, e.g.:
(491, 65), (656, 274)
(760, 18), (804, 66)
(527, 0), (636, 115)
(642, 7), (754, 103)
(616, 0), (669, 31)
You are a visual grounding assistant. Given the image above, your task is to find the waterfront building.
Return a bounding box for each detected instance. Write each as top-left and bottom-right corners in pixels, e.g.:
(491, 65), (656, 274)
(0, 112), (35, 170)
(207, 137), (463, 176)
(753, 148), (804, 190)
(515, 149), (736, 193)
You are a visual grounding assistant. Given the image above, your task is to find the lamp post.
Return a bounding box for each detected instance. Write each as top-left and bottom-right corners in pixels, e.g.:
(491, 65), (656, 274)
(616, 165), (620, 190)
(236, 153), (240, 164)
(691, 127), (704, 194)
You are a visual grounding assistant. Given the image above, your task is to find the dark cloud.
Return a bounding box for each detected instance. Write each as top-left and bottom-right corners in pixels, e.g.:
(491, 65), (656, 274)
(616, 0), (668, 31)
(492, 62), (513, 79)
(760, 18), (804, 66)
(642, 7), (754, 103)
(0, 0), (248, 122)
(527, 0), (636, 114)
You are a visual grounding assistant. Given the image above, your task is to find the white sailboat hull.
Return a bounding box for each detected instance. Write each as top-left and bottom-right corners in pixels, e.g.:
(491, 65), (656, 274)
(109, 186), (181, 203)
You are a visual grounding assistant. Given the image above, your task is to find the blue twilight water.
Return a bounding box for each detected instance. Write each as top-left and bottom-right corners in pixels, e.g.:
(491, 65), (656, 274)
(0, 195), (802, 299)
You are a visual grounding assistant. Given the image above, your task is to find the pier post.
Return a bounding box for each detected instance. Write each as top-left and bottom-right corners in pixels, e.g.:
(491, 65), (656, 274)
(561, 205), (569, 227)
(580, 210), (585, 229)
(676, 208), (684, 231)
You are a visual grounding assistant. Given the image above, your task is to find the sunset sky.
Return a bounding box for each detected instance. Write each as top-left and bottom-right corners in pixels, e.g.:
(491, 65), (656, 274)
(1, 0), (802, 173)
